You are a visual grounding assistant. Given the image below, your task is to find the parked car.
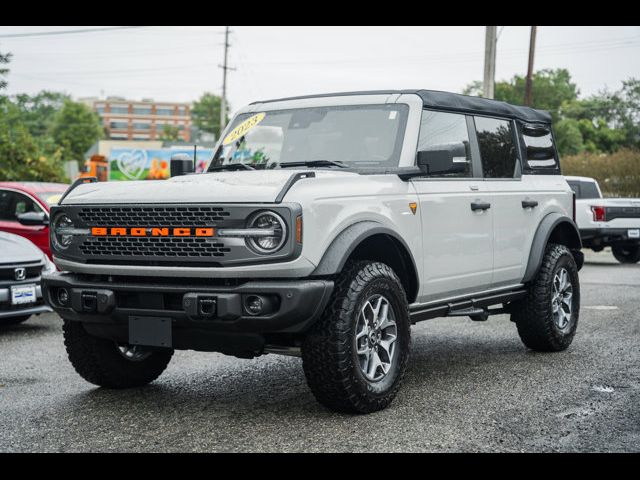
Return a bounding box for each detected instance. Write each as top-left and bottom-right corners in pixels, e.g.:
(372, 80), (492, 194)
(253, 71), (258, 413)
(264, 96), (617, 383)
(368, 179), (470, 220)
(0, 231), (55, 325)
(0, 182), (69, 260)
(565, 176), (640, 263)
(43, 90), (582, 413)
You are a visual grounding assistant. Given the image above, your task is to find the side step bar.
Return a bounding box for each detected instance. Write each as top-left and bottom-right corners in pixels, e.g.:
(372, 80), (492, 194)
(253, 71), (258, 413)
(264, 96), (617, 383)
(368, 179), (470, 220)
(409, 289), (527, 324)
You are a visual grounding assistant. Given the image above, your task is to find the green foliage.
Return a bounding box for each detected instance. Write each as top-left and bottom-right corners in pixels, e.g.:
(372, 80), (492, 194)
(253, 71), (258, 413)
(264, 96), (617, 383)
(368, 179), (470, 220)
(464, 70), (639, 157)
(13, 91), (70, 138)
(159, 124), (180, 142)
(561, 149), (640, 197)
(0, 100), (66, 182)
(49, 99), (104, 164)
(0, 48), (10, 91)
(192, 92), (227, 139)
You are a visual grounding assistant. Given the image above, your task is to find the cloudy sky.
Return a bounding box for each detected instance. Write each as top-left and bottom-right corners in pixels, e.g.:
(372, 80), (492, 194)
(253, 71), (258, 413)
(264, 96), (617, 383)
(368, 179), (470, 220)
(1, 26), (639, 114)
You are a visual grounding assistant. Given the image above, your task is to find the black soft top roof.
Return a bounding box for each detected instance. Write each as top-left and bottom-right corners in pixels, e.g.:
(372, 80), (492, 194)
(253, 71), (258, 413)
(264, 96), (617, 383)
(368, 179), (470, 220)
(253, 89), (552, 124)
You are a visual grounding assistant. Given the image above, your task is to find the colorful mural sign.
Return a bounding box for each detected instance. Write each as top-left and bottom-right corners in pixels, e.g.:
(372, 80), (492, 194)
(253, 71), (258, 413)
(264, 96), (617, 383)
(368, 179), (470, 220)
(109, 148), (214, 181)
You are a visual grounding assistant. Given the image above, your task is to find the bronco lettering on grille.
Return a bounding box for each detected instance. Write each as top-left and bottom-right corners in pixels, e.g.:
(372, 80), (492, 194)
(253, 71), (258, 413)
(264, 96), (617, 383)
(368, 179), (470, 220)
(90, 227), (215, 237)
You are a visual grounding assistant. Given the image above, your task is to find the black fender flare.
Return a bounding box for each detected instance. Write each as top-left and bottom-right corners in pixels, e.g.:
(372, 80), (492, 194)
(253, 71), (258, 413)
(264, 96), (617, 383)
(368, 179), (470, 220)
(522, 213), (582, 283)
(312, 221), (419, 279)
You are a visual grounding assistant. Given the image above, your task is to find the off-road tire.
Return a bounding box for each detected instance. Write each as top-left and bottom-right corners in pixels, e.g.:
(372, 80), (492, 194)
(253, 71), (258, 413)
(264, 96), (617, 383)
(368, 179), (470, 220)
(63, 319), (174, 389)
(612, 244), (640, 264)
(0, 315), (31, 326)
(302, 261), (410, 413)
(512, 243), (580, 352)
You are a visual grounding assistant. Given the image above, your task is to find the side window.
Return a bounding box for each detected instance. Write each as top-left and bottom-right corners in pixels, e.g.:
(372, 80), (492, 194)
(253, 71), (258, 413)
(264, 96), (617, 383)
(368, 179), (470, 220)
(520, 123), (559, 171)
(417, 110), (472, 177)
(475, 117), (518, 178)
(567, 180), (581, 197)
(0, 190), (42, 221)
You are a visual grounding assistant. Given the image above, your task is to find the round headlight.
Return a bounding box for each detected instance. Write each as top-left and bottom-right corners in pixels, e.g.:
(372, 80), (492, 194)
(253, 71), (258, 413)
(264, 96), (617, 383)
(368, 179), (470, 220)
(53, 214), (74, 249)
(247, 211), (287, 254)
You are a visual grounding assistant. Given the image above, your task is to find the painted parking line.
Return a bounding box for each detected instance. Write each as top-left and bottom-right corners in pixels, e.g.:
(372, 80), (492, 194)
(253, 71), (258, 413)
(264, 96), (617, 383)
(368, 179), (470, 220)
(583, 305), (619, 310)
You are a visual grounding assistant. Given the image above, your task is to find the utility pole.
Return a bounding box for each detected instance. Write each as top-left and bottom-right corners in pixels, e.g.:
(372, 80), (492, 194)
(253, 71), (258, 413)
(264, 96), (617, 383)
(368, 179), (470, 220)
(524, 25), (537, 106)
(219, 26), (233, 136)
(483, 26), (497, 99)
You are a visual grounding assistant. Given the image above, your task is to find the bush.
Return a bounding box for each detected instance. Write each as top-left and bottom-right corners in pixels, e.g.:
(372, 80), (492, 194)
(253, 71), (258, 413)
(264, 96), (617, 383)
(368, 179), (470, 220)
(561, 148), (640, 197)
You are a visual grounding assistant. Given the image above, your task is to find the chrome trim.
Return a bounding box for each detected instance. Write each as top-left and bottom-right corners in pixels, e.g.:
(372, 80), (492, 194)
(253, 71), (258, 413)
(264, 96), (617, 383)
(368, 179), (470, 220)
(217, 228), (276, 237)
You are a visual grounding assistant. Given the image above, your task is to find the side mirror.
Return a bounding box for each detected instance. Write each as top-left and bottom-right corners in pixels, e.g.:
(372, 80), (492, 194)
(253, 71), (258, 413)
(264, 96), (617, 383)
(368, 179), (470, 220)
(17, 211), (49, 226)
(416, 144), (467, 176)
(170, 153), (195, 177)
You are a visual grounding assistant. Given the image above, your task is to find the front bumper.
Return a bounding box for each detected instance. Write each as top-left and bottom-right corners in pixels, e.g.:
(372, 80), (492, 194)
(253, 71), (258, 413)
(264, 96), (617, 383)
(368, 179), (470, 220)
(580, 227), (640, 247)
(0, 281), (52, 319)
(42, 272), (333, 356)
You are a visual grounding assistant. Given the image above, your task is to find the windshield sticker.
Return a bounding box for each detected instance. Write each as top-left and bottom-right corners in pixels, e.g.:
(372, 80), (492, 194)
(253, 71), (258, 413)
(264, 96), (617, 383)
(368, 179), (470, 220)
(222, 112), (266, 146)
(389, 111), (398, 120)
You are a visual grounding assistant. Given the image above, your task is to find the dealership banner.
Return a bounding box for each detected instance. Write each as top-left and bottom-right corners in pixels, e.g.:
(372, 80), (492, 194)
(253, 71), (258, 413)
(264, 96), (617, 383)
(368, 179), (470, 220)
(109, 148), (214, 181)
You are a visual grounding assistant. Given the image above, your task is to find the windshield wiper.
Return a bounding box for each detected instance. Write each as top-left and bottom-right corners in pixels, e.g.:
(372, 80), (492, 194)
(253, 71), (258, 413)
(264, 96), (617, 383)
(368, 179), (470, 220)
(209, 163), (255, 172)
(279, 160), (347, 169)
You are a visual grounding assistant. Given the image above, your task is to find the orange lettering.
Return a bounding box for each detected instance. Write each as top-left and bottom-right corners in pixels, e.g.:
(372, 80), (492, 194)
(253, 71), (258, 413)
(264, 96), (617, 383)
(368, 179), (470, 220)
(91, 227), (107, 236)
(173, 228), (190, 236)
(151, 228), (169, 236)
(111, 228), (126, 236)
(195, 228), (214, 237)
(131, 228), (146, 236)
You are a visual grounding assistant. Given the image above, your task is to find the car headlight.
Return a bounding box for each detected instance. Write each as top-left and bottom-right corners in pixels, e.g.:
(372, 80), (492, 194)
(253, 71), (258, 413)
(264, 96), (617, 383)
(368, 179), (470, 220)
(52, 214), (74, 250)
(246, 211), (287, 254)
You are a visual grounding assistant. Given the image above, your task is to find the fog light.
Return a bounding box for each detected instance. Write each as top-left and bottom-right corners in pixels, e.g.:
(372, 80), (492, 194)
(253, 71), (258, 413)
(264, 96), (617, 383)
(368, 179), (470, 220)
(245, 295), (264, 316)
(57, 288), (69, 306)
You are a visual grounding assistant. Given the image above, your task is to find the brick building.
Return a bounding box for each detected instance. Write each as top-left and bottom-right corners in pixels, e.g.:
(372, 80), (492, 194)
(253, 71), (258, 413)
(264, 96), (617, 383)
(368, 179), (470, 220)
(81, 97), (192, 142)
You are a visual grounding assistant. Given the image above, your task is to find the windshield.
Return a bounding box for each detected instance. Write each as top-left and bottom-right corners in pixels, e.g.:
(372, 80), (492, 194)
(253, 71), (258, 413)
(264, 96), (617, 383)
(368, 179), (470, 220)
(208, 104), (409, 171)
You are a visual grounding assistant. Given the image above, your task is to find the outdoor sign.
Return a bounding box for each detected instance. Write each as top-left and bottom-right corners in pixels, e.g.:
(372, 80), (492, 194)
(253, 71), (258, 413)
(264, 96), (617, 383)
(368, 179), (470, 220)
(109, 148), (214, 181)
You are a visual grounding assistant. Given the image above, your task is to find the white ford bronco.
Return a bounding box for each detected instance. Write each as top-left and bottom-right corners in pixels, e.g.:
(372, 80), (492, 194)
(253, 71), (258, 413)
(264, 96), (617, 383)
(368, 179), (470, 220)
(43, 90), (583, 413)
(565, 175), (640, 263)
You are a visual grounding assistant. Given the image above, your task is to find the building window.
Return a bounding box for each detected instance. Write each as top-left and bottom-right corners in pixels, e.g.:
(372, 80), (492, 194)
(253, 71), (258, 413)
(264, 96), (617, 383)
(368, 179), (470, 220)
(109, 105), (129, 115)
(132, 122), (151, 130)
(133, 106), (152, 115)
(177, 106), (186, 115)
(95, 106), (105, 116)
(109, 121), (129, 130)
(156, 107), (174, 116)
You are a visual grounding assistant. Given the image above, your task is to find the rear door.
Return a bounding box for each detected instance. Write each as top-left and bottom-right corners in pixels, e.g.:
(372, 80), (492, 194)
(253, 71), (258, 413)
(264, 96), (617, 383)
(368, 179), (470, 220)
(411, 109), (493, 302)
(471, 116), (540, 288)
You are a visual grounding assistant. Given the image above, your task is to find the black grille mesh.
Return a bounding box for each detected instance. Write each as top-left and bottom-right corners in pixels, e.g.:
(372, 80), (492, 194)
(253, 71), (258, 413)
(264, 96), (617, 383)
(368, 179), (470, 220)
(0, 264), (43, 280)
(78, 206), (230, 227)
(79, 237), (231, 258)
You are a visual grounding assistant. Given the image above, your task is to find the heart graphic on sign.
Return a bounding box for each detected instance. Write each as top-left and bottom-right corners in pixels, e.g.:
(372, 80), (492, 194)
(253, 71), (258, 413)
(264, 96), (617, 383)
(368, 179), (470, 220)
(116, 150), (148, 180)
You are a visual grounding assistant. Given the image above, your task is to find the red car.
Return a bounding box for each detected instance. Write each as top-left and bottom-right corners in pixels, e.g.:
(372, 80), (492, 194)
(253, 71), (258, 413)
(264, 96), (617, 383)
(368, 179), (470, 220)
(0, 182), (70, 260)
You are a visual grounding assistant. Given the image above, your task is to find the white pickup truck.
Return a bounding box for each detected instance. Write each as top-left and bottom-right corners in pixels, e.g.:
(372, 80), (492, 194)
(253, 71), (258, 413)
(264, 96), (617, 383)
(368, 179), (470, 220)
(566, 176), (640, 263)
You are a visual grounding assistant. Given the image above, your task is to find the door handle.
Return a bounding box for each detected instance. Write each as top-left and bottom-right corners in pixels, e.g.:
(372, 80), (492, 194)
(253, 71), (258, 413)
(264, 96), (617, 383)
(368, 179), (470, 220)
(470, 201), (491, 211)
(522, 199), (539, 209)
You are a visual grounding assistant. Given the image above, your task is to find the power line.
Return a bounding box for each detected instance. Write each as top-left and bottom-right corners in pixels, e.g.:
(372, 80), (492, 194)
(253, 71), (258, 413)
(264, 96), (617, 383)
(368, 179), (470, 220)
(0, 26), (150, 39)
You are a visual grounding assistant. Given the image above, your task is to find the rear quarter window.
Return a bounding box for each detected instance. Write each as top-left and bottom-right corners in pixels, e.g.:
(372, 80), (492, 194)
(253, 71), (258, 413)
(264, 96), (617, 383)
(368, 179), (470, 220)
(519, 122), (560, 173)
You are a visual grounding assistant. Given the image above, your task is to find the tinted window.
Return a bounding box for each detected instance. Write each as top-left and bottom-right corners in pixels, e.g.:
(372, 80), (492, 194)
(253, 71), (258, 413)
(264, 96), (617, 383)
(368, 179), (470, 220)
(520, 123), (559, 171)
(0, 191), (43, 221)
(579, 181), (600, 199)
(475, 117), (518, 178)
(417, 110), (472, 177)
(567, 180), (580, 196)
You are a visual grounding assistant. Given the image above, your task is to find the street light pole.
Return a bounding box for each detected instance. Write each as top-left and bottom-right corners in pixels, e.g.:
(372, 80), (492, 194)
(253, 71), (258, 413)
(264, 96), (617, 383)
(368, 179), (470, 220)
(524, 26), (537, 106)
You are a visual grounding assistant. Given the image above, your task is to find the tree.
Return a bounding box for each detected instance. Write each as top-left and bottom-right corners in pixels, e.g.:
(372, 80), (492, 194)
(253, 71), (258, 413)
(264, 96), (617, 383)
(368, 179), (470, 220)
(159, 124), (181, 142)
(0, 49), (11, 91)
(192, 92), (227, 139)
(464, 68), (579, 122)
(0, 101), (66, 182)
(49, 99), (104, 164)
(13, 91), (70, 138)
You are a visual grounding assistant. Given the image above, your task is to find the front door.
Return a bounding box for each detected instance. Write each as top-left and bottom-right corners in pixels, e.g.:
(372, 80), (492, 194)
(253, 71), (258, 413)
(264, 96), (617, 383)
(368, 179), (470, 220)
(411, 110), (493, 303)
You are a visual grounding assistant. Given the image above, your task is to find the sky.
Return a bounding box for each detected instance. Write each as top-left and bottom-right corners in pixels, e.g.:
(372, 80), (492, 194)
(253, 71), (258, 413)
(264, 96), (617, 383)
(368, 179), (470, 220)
(1, 26), (639, 115)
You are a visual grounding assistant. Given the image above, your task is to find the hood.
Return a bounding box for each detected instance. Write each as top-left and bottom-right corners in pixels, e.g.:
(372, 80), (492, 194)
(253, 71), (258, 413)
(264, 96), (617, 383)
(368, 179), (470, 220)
(61, 169), (360, 205)
(0, 232), (44, 265)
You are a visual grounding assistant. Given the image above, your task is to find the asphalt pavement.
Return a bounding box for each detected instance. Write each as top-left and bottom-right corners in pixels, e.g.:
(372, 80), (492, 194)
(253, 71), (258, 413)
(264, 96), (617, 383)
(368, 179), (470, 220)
(1, 248), (638, 452)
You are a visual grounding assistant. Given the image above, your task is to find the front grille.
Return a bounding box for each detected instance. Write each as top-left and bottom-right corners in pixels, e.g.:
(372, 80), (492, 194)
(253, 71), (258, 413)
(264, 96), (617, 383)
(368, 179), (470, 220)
(78, 206), (230, 227)
(79, 236), (231, 258)
(0, 263), (42, 281)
